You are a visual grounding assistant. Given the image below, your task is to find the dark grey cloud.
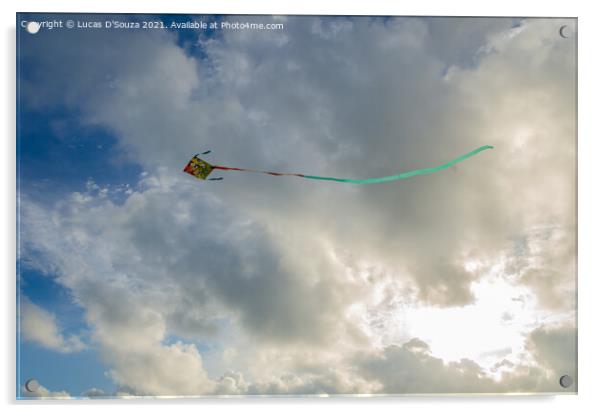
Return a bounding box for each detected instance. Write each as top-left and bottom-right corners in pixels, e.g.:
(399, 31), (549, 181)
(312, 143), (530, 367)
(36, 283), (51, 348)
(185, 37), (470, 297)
(527, 325), (577, 384)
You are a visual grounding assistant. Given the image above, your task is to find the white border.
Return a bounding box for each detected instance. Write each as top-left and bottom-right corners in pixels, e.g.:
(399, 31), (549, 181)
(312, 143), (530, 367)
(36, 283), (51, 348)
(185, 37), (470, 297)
(4, 0), (583, 17)
(3, 1), (601, 412)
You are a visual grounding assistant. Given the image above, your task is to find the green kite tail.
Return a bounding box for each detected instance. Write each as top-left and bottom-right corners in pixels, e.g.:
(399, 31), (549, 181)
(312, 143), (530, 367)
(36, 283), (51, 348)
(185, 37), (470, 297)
(302, 145), (494, 184)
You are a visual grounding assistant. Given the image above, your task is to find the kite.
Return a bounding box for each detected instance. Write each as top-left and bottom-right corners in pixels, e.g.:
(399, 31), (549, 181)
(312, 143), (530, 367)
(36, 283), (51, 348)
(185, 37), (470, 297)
(183, 145), (493, 184)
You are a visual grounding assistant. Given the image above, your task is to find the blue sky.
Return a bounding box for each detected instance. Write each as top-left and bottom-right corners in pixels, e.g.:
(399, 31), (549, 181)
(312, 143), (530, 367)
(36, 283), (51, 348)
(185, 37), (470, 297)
(16, 13), (577, 397)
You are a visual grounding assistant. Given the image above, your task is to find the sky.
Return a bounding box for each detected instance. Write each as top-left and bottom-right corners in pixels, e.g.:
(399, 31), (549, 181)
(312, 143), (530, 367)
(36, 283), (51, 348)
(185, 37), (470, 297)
(16, 14), (577, 397)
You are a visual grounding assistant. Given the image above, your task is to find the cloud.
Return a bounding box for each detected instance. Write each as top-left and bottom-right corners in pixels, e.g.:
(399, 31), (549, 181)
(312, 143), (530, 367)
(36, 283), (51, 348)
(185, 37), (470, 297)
(527, 324), (577, 384)
(357, 339), (502, 394)
(20, 17), (576, 309)
(20, 174), (367, 395)
(356, 325), (577, 394)
(18, 16), (576, 394)
(20, 297), (86, 353)
(20, 382), (71, 399)
(81, 388), (106, 398)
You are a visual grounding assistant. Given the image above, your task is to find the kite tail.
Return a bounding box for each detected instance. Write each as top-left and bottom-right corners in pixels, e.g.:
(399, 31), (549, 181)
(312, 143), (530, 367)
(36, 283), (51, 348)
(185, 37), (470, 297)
(212, 145), (493, 184)
(304, 145), (494, 184)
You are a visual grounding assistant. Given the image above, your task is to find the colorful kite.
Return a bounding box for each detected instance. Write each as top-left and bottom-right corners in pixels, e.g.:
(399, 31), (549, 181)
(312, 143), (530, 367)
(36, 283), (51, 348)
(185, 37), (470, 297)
(183, 145), (493, 184)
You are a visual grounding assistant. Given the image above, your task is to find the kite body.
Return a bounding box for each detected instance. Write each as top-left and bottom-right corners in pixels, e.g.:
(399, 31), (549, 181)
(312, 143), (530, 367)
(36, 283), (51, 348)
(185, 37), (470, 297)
(183, 155), (214, 180)
(183, 145), (493, 184)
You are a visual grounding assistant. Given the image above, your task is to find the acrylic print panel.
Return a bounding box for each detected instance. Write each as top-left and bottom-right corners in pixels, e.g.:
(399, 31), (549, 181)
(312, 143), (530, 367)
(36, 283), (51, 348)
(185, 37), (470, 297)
(16, 13), (577, 398)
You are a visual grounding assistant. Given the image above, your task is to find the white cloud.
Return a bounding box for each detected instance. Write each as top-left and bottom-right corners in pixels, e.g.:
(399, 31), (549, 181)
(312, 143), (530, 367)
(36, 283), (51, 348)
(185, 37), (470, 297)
(81, 387), (106, 398)
(20, 382), (71, 399)
(20, 297), (86, 353)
